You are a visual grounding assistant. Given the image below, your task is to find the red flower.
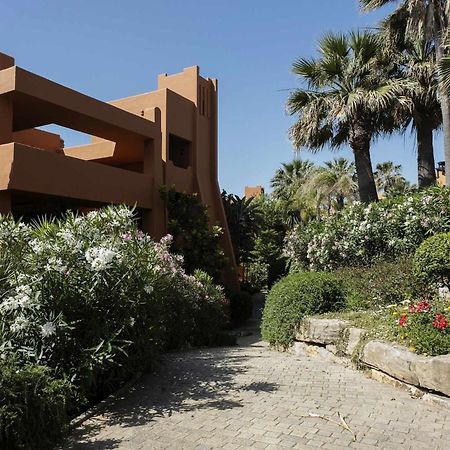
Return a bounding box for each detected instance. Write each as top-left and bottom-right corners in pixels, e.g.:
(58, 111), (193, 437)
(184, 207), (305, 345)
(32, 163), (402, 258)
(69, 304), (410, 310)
(399, 314), (408, 327)
(409, 304), (416, 313)
(416, 301), (430, 313)
(433, 314), (448, 330)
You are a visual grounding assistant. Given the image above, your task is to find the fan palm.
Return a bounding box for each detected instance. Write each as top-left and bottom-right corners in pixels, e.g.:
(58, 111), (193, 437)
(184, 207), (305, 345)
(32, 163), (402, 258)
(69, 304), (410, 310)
(361, 0), (450, 185)
(287, 31), (396, 203)
(374, 161), (404, 191)
(306, 158), (358, 213)
(384, 35), (441, 187)
(270, 159), (316, 225)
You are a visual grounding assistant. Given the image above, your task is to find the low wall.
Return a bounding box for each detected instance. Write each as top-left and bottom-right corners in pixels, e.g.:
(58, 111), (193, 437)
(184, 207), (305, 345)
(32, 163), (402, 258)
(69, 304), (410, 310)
(292, 318), (450, 399)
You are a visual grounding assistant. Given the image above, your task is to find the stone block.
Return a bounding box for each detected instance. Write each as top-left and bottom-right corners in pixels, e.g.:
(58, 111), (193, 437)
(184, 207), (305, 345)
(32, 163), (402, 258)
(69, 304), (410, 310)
(345, 327), (366, 356)
(295, 318), (349, 345)
(361, 340), (426, 385)
(415, 354), (450, 397)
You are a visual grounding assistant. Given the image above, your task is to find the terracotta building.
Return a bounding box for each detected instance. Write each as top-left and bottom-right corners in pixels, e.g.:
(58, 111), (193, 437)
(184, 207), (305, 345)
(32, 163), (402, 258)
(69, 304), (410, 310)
(0, 51), (238, 289)
(244, 185), (264, 199)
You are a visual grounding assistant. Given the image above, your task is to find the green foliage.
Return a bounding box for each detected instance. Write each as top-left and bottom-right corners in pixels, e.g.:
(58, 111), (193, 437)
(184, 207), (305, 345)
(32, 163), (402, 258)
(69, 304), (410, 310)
(285, 187), (450, 271)
(413, 232), (450, 288)
(250, 195), (288, 286)
(0, 360), (75, 449)
(161, 187), (225, 280)
(221, 191), (260, 264)
(333, 258), (421, 310)
(261, 272), (344, 347)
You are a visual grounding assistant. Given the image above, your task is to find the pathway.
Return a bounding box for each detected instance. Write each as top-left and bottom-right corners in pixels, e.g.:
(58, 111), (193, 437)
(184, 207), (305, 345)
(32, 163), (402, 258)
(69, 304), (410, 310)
(66, 297), (450, 449)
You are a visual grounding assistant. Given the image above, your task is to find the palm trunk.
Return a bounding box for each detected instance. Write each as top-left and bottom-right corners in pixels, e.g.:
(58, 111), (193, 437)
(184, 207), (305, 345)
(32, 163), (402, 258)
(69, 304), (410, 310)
(350, 125), (378, 203)
(435, 25), (450, 186)
(336, 194), (345, 211)
(416, 117), (436, 188)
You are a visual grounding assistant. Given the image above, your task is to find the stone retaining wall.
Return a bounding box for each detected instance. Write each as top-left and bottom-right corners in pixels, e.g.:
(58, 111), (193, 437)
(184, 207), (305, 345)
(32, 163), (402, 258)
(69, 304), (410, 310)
(292, 318), (450, 398)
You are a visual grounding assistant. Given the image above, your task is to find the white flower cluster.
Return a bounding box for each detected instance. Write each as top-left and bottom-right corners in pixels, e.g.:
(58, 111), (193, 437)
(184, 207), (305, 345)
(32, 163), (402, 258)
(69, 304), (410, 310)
(85, 246), (118, 271)
(284, 189), (450, 270)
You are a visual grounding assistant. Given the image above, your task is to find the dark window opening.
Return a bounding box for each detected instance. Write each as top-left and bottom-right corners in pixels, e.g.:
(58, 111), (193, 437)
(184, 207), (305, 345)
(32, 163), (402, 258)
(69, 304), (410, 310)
(169, 134), (191, 169)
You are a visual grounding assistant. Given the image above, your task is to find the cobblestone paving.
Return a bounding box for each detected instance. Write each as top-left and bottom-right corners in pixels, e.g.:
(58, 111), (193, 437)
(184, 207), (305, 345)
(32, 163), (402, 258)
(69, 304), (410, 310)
(66, 308), (450, 449)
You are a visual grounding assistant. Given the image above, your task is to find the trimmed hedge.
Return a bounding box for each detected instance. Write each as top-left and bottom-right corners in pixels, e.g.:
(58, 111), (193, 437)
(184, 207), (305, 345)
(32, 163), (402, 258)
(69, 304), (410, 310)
(261, 272), (344, 347)
(413, 232), (450, 288)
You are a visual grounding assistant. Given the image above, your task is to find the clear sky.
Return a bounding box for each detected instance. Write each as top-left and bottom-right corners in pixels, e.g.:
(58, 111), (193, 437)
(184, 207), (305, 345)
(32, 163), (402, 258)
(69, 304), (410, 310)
(1, 0), (443, 196)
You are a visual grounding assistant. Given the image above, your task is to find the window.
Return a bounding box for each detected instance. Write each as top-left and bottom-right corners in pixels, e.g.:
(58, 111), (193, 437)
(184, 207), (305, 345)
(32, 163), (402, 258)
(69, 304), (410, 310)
(169, 134), (191, 169)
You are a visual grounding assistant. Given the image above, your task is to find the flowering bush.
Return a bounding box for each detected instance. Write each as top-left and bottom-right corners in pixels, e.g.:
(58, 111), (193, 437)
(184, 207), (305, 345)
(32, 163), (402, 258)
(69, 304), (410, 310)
(390, 296), (450, 355)
(0, 206), (227, 401)
(284, 187), (450, 271)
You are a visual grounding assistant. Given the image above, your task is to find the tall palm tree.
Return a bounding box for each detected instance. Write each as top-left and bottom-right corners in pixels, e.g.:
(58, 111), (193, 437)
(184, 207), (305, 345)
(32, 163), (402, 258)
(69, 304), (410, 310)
(360, 0), (450, 186)
(288, 31), (396, 203)
(383, 33), (441, 187)
(306, 158), (358, 213)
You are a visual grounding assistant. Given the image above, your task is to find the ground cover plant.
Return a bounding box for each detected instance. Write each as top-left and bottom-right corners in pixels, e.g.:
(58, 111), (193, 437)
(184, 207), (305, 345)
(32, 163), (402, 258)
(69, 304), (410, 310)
(0, 206), (227, 449)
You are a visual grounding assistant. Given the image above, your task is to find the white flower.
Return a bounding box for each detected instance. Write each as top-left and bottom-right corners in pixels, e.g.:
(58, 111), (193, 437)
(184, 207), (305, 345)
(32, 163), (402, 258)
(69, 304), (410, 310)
(0, 297), (19, 312)
(85, 247), (118, 271)
(40, 321), (56, 338)
(10, 315), (30, 333)
(144, 285), (154, 294)
(45, 256), (67, 274)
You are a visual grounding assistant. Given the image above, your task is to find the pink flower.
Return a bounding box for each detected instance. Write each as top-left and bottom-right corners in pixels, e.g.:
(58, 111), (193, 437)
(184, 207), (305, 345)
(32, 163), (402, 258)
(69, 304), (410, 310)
(122, 232), (132, 242)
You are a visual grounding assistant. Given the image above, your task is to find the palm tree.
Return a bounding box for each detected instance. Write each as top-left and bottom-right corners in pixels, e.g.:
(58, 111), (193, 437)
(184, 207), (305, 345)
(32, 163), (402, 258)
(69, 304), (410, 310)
(288, 31), (396, 203)
(360, 0), (450, 186)
(306, 158), (358, 213)
(270, 159), (316, 225)
(383, 33), (441, 187)
(374, 161), (408, 193)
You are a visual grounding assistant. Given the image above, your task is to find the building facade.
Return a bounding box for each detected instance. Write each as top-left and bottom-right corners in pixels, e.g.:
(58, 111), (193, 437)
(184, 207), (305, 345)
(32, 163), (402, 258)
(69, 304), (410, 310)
(0, 51), (238, 289)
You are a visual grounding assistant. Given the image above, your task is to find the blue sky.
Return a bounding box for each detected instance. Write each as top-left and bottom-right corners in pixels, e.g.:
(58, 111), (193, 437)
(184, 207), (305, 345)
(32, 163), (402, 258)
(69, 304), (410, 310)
(1, 0), (443, 195)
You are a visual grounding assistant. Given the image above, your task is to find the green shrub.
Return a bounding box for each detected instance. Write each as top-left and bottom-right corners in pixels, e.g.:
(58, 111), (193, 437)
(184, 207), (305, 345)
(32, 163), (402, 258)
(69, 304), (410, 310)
(0, 361), (75, 450)
(229, 290), (253, 325)
(161, 187), (225, 280)
(333, 258), (421, 310)
(261, 272), (344, 347)
(413, 232), (450, 288)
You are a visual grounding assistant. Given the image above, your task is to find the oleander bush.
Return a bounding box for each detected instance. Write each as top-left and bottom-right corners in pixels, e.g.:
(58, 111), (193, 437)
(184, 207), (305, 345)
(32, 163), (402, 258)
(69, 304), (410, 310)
(261, 272), (344, 347)
(284, 187), (450, 271)
(413, 232), (450, 288)
(0, 206), (227, 448)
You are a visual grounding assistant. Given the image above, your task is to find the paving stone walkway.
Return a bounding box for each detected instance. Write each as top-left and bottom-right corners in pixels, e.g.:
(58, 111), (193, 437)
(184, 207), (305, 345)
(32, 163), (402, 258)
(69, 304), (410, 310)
(66, 298), (450, 449)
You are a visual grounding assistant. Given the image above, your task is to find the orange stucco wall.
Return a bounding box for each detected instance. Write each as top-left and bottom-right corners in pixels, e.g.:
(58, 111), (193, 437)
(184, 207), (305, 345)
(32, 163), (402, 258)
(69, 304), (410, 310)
(0, 51), (239, 291)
